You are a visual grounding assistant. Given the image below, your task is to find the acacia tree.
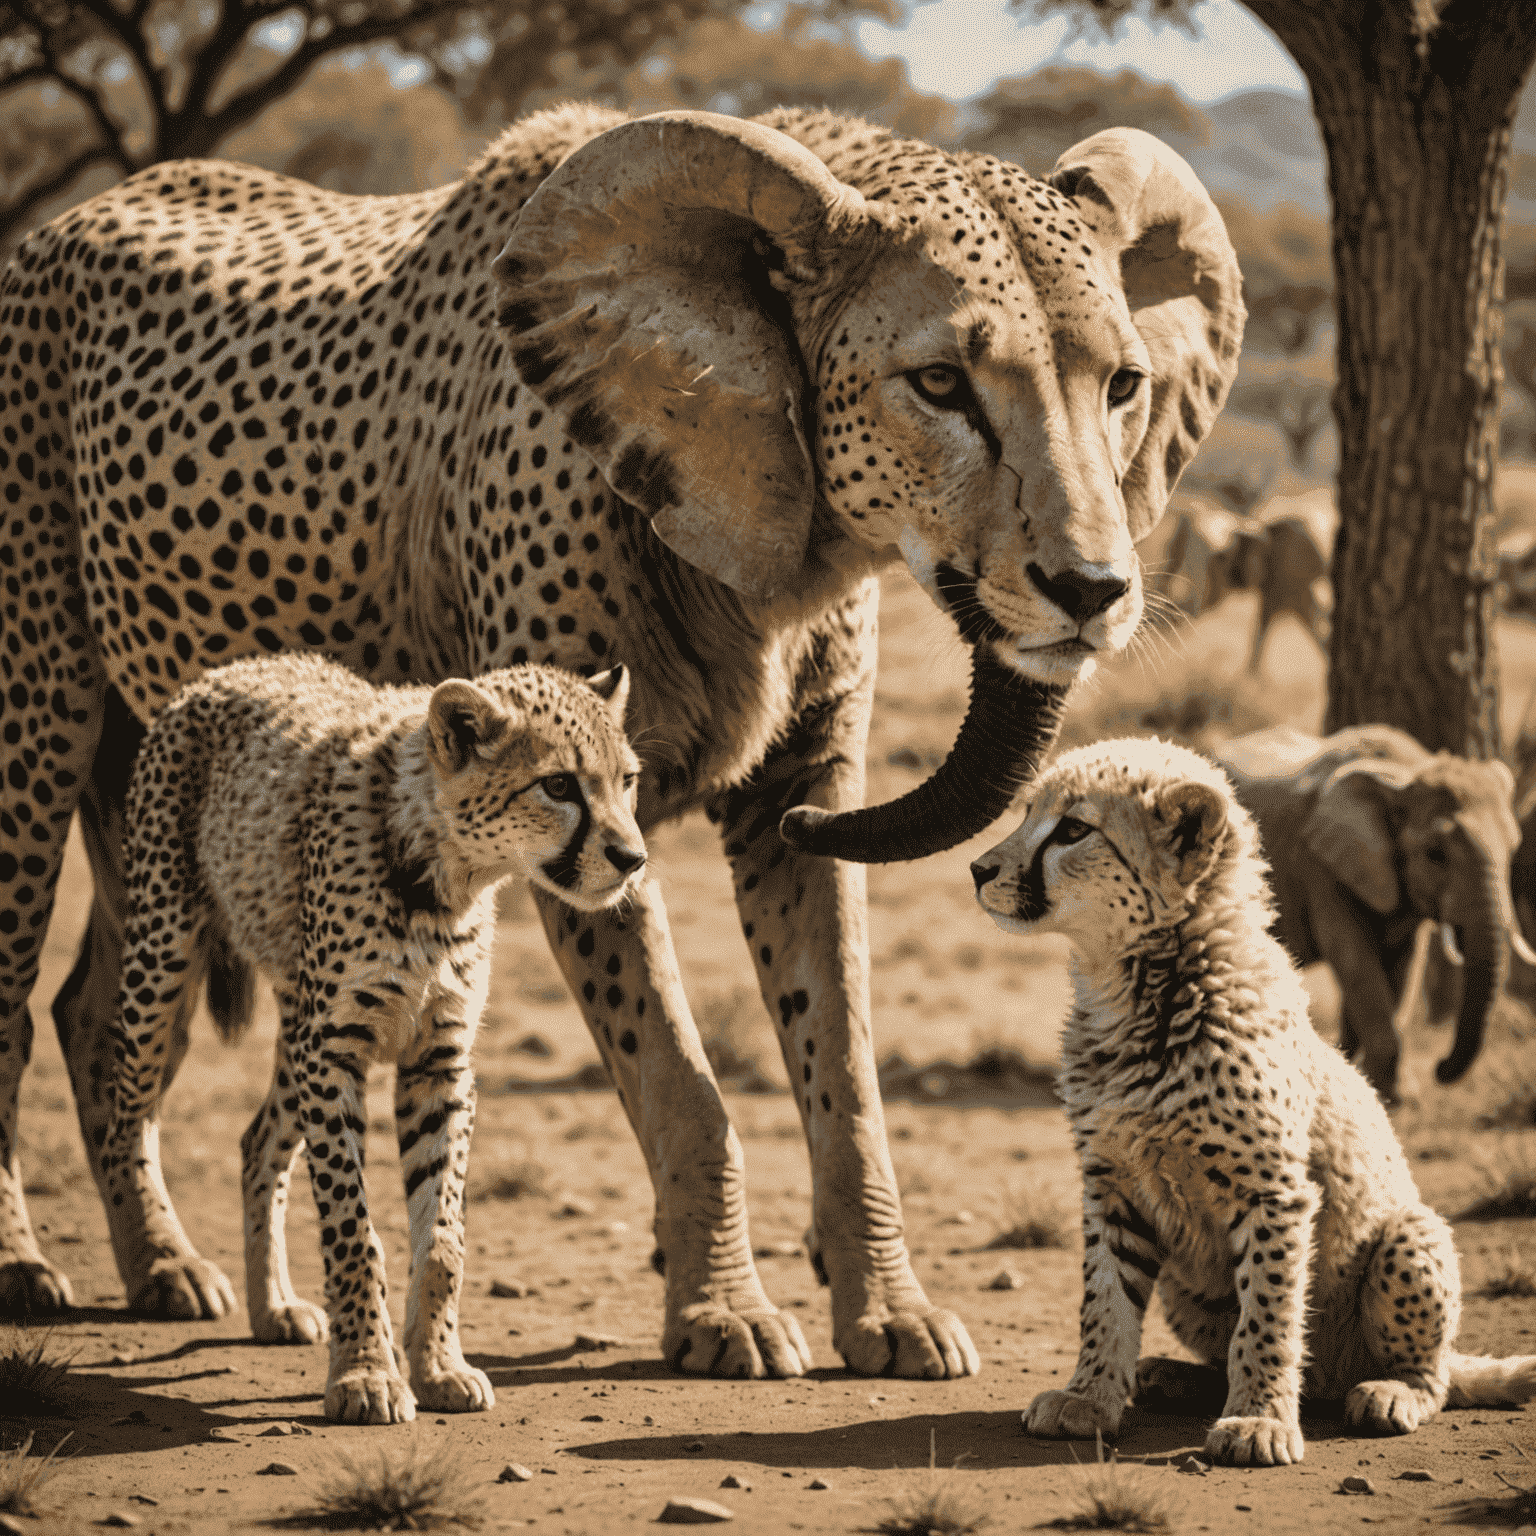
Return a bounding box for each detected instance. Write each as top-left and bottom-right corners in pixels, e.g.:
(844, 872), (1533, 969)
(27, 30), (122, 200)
(1033, 0), (1536, 757)
(0, 0), (738, 248)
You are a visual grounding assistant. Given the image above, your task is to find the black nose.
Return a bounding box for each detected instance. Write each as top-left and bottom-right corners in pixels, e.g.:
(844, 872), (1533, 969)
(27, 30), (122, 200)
(1026, 562), (1129, 623)
(971, 861), (1001, 893)
(605, 843), (645, 875)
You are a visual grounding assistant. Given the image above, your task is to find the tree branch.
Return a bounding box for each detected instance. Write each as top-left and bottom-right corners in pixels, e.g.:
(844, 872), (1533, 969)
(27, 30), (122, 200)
(0, 140), (128, 246)
(1430, 0), (1536, 115)
(79, 0), (167, 117)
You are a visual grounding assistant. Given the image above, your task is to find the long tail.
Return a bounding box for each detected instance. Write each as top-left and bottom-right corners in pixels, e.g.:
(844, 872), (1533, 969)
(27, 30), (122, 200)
(204, 934), (258, 1046)
(1446, 1352), (1536, 1407)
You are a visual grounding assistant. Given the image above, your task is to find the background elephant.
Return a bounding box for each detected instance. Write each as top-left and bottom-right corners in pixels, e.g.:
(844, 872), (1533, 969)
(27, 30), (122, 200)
(1216, 724), (1532, 1101)
(1245, 490), (1334, 674)
(1140, 494), (1263, 621)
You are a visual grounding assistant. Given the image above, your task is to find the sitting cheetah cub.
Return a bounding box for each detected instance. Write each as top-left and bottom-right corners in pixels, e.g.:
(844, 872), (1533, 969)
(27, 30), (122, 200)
(972, 737), (1536, 1467)
(102, 652), (646, 1425)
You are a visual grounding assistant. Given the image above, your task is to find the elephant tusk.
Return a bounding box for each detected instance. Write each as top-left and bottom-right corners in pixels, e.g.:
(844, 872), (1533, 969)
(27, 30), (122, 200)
(1513, 931), (1536, 968)
(1440, 922), (1466, 967)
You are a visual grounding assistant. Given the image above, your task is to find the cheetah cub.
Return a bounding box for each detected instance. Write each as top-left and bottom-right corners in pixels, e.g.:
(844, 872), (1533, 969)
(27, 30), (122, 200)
(972, 737), (1536, 1467)
(102, 652), (646, 1426)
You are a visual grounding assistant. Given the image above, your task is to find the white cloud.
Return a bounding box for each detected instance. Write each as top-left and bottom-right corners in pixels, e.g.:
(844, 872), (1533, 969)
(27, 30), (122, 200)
(854, 0), (1305, 105)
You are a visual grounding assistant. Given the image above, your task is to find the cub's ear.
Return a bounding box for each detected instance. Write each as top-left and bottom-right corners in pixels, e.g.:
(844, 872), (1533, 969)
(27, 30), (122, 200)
(492, 111), (872, 602)
(427, 680), (513, 775)
(1154, 779), (1228, 886)
(586, 663), (631, 725)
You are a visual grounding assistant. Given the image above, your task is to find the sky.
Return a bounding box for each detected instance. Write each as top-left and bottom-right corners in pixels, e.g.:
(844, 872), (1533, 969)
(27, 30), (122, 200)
(848, 0), (1306, 105)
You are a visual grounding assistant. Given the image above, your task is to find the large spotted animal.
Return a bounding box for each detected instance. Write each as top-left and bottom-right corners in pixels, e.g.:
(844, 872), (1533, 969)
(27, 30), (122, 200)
(972, 739), (1536, 1465)
(0, 104), (1243, 1378)
(101, 652), (644, 1422)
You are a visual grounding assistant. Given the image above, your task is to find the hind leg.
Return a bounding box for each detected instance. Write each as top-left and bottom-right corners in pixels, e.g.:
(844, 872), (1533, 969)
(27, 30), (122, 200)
(241, 994), (327, 1346)
(1346, 1206), (1458, 1435)
(1136, 1273), (1238, 1414)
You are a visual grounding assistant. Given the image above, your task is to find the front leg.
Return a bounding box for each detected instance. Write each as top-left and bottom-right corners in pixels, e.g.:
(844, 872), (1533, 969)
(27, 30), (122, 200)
(1206, 1192), (1318, 1467)
(712, 680), (977, 1380)
(535, 881), (810, 1379)
(1025, 1185), (1161, 1440)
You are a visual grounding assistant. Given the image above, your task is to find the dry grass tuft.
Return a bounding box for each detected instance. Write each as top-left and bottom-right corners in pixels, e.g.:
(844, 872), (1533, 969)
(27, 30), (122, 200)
(986, 1186), (1073, 1251)
(282, 1441), (483, 1531)
(1045, 1435), (1174, 1532)
(0, 1327), (77, 1418)
(1478, 1246), (1536, 1298)
(0, 1430), (70, 1515)
(870, 1430), (991, 1536)
(472, 1158), (550, 1203)
(1452, 1141), (1536, 1222)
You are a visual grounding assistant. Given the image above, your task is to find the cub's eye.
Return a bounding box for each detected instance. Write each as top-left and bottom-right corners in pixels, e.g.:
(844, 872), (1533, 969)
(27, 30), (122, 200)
(908, 365), (968, 408)
(1055, 816), (1094, 845)
(622, 772), (638, 791)
(542, 774), (576, 801)
(1106, 368), (1142, 408)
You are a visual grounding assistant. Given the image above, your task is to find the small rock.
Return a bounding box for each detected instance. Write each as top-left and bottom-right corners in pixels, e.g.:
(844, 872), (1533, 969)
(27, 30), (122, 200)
(685, 1440), (705, 1451)
(658, 1496), (734, 1524)
(257, 1462), (299, 1476)
(987, 1268), (1023, 1291)
(1340, 1475), (1377, 1495)
(1177, 1456), (1209, 1477)
(808, 1477), (831, 1490)
(720, 1474), (751, 1490)
(513, 1032), (554, 1057)
(1235, 1505), (1252, 1513)
(753, 1241), (802, 1258)
(1397, 1469), (1434, 1482)
(557, 1195), (595, 1218)
(98, 1516), (140, 1529)
(490, 1277), (532, 1298)
(573, 1331), (631, 1351)
(950, 1210), (974, 1226)
(110, 1352), (137, 1366)
(581, 1414), (604, 1422)
(644, 1415), (655, 1426)
(110, 1409), (148, 1426)
(604, 1220), (628, 1236)
(128, 1495), (158, 1506)
(498, 1464), (534, 1483)
(258, 1423), (298, 1437)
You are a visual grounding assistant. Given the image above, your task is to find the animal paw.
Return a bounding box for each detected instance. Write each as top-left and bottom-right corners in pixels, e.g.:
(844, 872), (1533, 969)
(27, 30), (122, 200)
(1205, 1415), (1305, 1466)
(1023, 1389), (1120, 1441)
(836, 1308), (981, 1380)
(1346, 1379), (1434, 1435)
(666, 1302), (811, 1379)
(252, 1300), (329, 1345)
(412, 1361), (495, 1413)
(0, 1257), (74, 1315)
(129, 1257), (237, 1320)
(325, 1366), (416, 1425)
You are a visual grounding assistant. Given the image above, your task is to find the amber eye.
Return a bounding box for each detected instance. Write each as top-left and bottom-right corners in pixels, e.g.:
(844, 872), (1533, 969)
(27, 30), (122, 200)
(909, 365), (967, 407)
(542, 774), (575, 801)
(1107, 368), (1142, 408)
(1055, 816), (1094, 845)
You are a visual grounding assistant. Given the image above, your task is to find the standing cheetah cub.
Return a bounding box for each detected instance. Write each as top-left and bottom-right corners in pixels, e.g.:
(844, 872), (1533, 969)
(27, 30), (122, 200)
(972, 737), (1536, 1466)
(102, 653), (645, 1425)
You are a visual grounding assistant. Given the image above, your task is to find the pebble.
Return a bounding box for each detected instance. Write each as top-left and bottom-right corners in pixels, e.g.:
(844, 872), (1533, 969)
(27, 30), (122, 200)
(1178, 1456), (1209, 1477)
(98, 1516), (139, 1529)
(490, 1278), (533, 1298)
(1340, 1475), (1377, 1495)
(257, 1422), (311, 1437)
(257, 1462), (299, 1477)
(685, 1440), (705, 1451)
(581, 1414), (604, 1422)
(1397, 1468), (1434, 1482)
(513, 1032), (554, 1057)
(558, 1196), (596, 1218)
(573, 1332), (630, 1351)
(498, 1464), (534, 1483)
(658, 1496), (734, 1523)
(720, 1474), (752, 1490)
(127, 1496), (158, 1506)
(987, 1268), (1023, 1291)
(808, 1477), (831, 1490)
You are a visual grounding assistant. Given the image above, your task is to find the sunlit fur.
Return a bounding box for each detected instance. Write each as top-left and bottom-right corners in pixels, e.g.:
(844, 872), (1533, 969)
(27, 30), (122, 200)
(974, 738), (1536, 1467)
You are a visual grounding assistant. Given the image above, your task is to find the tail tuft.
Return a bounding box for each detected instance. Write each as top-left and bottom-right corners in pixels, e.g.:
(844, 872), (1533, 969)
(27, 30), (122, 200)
(205, 937), (257, 1045)
(1447, 1352), (1536, 1408)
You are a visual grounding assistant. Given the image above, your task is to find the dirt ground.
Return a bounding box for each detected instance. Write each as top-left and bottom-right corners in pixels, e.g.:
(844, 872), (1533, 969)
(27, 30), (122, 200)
(11, 568), (1536, 1536)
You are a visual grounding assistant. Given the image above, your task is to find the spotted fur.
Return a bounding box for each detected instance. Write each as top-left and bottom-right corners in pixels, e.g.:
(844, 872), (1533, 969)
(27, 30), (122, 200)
(974, 738), (1536, 1465)
(99, 652), (643, 1423)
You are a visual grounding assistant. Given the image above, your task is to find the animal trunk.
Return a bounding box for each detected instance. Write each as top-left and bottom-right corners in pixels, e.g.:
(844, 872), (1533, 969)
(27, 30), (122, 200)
(778, 647), (1068, 864)
(1435, 868), (1510, 1084)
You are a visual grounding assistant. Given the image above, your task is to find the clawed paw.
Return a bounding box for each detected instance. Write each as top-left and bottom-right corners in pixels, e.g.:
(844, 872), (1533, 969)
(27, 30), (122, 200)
(325, 1366), (416, 1425)
(0, 1258), (74, 1316)
(131, 1257), (237, 1320)
(412, 1361), (495, 1413)
(1205, 1414), (1305, 1466)
(666, 1303), (811, 1380)
(1346, 1379), (1434, 1435)
(252, 1300), (328, 1345)
(838, 1308), (981, 1380)
(1023, 1389), (1119, 1441)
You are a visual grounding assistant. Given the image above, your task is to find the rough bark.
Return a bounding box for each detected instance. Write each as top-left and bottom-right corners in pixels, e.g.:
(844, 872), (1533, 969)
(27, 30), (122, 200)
(1243, 0), (1536, 758)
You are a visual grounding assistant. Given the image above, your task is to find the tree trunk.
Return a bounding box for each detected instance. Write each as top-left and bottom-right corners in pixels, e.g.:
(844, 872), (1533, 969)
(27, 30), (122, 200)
(1245, 1), (1536, 758)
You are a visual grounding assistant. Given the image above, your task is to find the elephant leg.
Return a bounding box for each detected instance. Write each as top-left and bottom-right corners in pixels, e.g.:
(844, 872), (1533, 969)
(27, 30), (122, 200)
(1248, 590), (1276, 674)
(710, 682), (979, 1380)
(534, 881), (810, 1379)
(0, 639), (105, 1315)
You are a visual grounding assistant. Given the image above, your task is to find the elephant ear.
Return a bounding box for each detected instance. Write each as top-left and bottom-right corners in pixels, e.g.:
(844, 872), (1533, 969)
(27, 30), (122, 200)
(1050, 129), (1246, 541)
(491, 111), (871, 601)
(1303, 760), (1414, 915)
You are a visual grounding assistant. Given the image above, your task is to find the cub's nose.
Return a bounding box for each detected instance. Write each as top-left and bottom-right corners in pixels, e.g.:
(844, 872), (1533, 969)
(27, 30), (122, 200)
(971, 861), (1001, 894)
(1026, 562), (1129, 623)
(605, 843), (646, 875)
